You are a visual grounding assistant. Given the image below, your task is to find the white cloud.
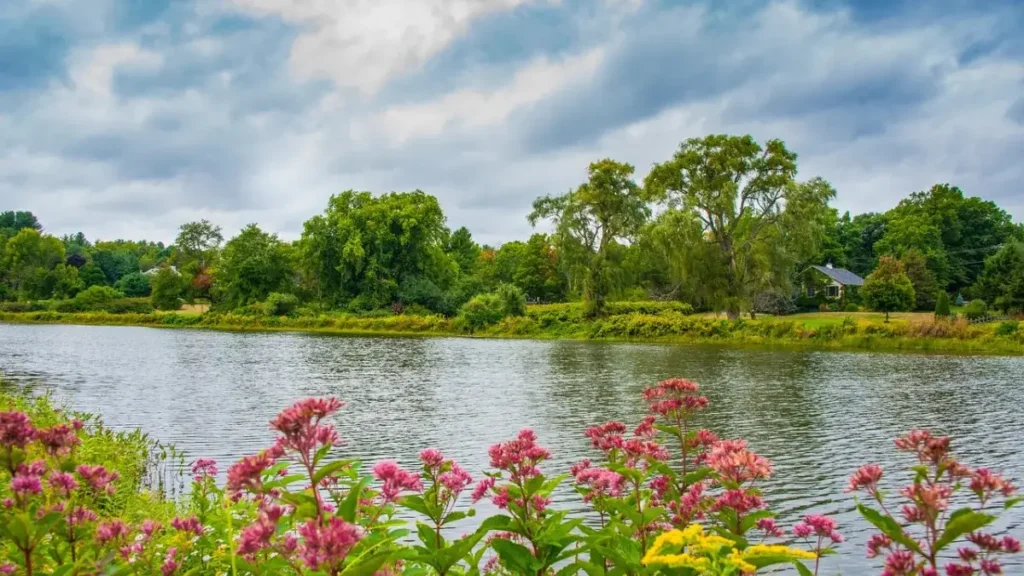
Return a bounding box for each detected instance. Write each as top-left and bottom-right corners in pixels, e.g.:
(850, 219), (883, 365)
(228, 0), (552, 95)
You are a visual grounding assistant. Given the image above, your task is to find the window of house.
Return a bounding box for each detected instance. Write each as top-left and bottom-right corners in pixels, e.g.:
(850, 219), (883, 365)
(827, 285), (840, 298)
(807, 287), (815, 297)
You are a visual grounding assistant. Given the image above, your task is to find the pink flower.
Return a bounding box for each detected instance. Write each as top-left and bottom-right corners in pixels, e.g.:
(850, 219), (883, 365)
(471, 477), (495, 502)
(439, 463), (472, 496)
(191, 458), (218, 482)
(847, 464), (884, 493)
(867, 534), (892, 558)
(226, 450), (278, 495)
(575, 467), (625, 502)
(76, 464), (119, 493)
(633, 416), (657, 438)
(298, 517), (362, 571)
(569, 459), (591, 477)
(0, 411), (35, 449)
(487, 429), (551, 481)
(793, 514), (843, 543)
(373, 460), (423, 502)
(756, 517), (784, 538)
(237, 519), (276, 557)
(161, 548), (178, 576)
(270, 398), (343, 459)
(883, 549), (916, 575)
(894, 429), (952, 466)
(585, 421), (626, 453)
(0, 563), (14, 575)
(96, 520), (129, 544)
(141, 519), (161, 538)
(670, 482), (707, 525)
(419, 448), (444, 469)
(69, 506), (98, 526)
(492, 486), (511, 509)
(171, 516), (203, 536)
(35, 424), (81, 456)
(11, 473), (43, 496)
(970, 468), (1016, 503)
(712, 489), (764, 515)
(48, 472), (78, 496)
(706, 439), (773, 484)
(17, 460), (45, 477)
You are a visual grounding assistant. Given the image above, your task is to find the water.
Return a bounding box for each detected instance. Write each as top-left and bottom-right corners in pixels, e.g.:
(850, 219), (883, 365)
(1, 324), (1022, 573)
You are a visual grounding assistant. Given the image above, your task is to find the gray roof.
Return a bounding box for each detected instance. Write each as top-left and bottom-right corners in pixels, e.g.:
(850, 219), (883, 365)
(809, 265), (865, 286)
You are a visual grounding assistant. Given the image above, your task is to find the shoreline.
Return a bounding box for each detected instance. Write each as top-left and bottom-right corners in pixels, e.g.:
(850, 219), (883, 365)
(2, 310), (1022, 356)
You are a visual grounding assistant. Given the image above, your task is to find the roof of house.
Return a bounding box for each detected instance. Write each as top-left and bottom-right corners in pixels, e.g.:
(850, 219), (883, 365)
(809, 265), (865, 286)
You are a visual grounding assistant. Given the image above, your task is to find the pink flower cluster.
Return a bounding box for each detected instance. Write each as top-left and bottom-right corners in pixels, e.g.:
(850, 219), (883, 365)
(486, 428), (550, 482)
(642, 378), (709, 418)
(373, 460), (423, 502)
(0, 410), (35, 451)
(705, 439), (773, 484)
(76, 464), (119, 494)
(190, 457), (218, 482)
(269, 397), (343, 463)
(570, 460), (625, 503)
(298, 517), (362, 572)
(793, 514), (843, 544)
(35, 423), (81, 457)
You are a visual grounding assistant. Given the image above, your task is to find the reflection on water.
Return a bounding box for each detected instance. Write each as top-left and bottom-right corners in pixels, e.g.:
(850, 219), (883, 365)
(1, 324), (1022, 572)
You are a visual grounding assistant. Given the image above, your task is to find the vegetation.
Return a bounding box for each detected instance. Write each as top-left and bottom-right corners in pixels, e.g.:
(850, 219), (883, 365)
(935, 291), (951, 318)
(2, 380), (1019, 574)
(2, 134), (1022, 336)
(861, 256), (916, 322)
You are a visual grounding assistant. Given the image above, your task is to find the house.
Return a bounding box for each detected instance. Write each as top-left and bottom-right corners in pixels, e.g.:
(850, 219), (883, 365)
(143, 265), (178, 276)
(802, 262), (865, 300)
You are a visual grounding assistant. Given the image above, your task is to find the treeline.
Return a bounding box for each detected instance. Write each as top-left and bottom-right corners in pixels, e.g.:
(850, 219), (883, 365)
(2, 134), (1022, 319)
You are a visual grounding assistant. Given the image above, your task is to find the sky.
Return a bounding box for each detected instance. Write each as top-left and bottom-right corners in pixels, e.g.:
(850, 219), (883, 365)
(2, 0), (1022, 247)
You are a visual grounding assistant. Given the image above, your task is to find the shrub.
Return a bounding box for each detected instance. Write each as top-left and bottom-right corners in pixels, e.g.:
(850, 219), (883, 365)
(0, 301), (50, 313)
(844, 303), (859, 312)
(495, 283), (527, 317)
(995, 320), (1020, 337)
(935, 291), (951, 317)
(102, 298), (155, 314)
(73, 285), (123, 307)
(264, 292), (300, 316)
(862, 256), (916, 322)
(752, 290), (796, 316)
(114, 272), (151, 297)
(964, 299), (988, 320)
(459, 292), (504, 331)
(150, 268), (183, 311)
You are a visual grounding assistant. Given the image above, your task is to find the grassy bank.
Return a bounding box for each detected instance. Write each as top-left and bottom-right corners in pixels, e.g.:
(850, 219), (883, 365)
(2, 301), (1023, 355)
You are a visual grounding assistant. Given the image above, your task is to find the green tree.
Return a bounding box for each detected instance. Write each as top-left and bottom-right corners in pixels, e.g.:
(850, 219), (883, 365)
(935, 291), (951, 318)
(973, 242), (1024, 313)
(1, 228), (65, 298)
(530, 159), (649, 316)
(445, 227), (481, 276)
(115, 272), (152, 297)
(644, 134), (834, 318)
(175, 219), (223, 272)
(91, 246), (140, 285)
(78, 262), (108, 288)
(217, 224), (295, 308)
(49, 264), (83, 299)
(150, 268), (183, 311)
(0, 211), (42, 234)
(861, 255), (916, 322)
(496, 283), (527, 316)
(900, 248), (938, 311)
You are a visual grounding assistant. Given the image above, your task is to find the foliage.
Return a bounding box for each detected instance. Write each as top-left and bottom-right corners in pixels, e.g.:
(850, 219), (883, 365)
(174, 219), (223, 271)
(751, 289), (796, 316)
(900, 248), (938, 311)
(495, 283), (526, 317)
(458, 293), (505, 331)
(963, 299), (988, 320)
(217, 224), (294, 308)
(530, 159), (649, 317)
(995, 320), (1019, 337)
(935, 291), (951, 318)
(77, 263), (108, 289)
(150, 268), (184, 311)
(861, 256), (916, 322)
(973, 242), (1024, 314)
(645, 135), (834, 318)
(264, 292), (300, 316)
(0, 211), (42, 234)
(114, 272), (151, 298)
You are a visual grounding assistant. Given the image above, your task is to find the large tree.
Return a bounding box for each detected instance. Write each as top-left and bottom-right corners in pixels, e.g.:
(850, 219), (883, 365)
(529, 159), (650, 316)
(0, 211), (42, 234)
(217, 224), (295, 308)
(973, 242), (1024, 313)
(861, 255), (916, 322)
(900, 248), (939, 311)
(175, 219), (223, 272)
(1, 228), (65, 298)
(644, 134), (834, 318)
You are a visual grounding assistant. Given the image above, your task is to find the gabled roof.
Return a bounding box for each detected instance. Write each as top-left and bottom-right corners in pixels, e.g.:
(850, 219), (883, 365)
(809, 265), (865, 286)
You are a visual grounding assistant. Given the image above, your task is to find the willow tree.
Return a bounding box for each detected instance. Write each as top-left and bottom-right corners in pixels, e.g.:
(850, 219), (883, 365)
(645, 134), (834, 318)
(529, 159), (650, 316)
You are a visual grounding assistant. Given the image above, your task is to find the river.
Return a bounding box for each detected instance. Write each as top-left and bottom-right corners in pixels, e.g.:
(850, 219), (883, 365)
(1, 323), (1021, 572)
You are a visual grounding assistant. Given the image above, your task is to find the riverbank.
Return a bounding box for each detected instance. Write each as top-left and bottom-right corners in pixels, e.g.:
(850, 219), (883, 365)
(2, 304), (1022, 355)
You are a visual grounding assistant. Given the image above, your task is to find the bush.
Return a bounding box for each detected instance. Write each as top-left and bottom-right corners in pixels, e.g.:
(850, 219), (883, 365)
(752, 290), (796, 316)
(264, 292), (300, 316)
(73, 285), (123, 307)
(964, 299), (988, 320)
(935, 291), (951, 317)
(115, 272), (151, 297)
(0, 301), (50, 313)
(150, 268), (183, 311)
(995, 320), (1020, 337)
(496, 283), (527, 317)
(844, 303), (859, 312)
(102, 298), (155, 314)
(459, 293), (505, 331)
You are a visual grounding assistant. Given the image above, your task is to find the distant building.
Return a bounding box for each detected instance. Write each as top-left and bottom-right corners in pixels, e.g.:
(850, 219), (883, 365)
(143, 265), (178, 276)
(801, 262), (865, 300)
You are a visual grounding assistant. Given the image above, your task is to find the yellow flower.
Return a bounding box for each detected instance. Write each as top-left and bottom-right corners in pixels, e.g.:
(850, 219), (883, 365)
(645, 553), (711, 570)
(742, 544), (817, 561)
(726, 549), (757, 574)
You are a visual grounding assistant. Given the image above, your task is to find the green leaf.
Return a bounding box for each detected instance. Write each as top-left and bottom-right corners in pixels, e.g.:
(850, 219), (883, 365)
(680, 467), (712, 487)
(492, 538), (539, 575)
(341, 551), (393, 576)
(935, 509), (996, 551)
(856, 503), (922, 555)
(339, 476), (370, 522)
(399, 494), (434, 519)
(313, 460), (352, 486)
(740, 510), (776, 534)
(478, 514), (516, 533)
(1005, 496), (1022, 510)
(793, 561), (816, 576)
(416, 522), (440, 551)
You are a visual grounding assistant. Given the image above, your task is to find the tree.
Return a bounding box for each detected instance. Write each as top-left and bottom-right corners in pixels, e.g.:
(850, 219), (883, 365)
(218, 224), (295, 308)
(115, 272), (152, 297)
(973, 242), (1024, 313)
(91, 247), (139, 285)
(175, 219), (223, 272)
(530, 159), (649, 316)
(150, 268), (183, 311)
(900, 248), (938, 311)
(644, 134), (834, 318)
(935, 291), (951, 318)
(49, 264), (82, 299)
(445, 227), (481, 276)
(1, 228), (65, 298)
(0, 211), (42, 234)
(861, 256), (916, 322)
(78, 262), (108, 288)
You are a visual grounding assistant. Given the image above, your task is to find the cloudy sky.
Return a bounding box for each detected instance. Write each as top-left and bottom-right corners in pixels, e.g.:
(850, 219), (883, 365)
(2, 0), (1022, 246)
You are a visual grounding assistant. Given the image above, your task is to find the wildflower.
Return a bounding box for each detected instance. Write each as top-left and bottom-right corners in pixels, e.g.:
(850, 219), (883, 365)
(894, 429), (952, 466)
(706, 439), (773, 484)
(96, 520), (130, 544)
(226, 450), (278, 495)
(0, 411), (34, 449)
(161, 548), (179, 576)
(756, 517), (784, 538)
(372, 460), (422, 502)
(270, 397), (343, 458)
(585, 421), (626, 453)
(237, 519), (276, 557)
(48, 472), (78, 496)
(634, 415), (657, 438)
(847, 464), (884, 493)
(17, 460), (45, 477)
(883, 549), (916, 575)
(742, 544), (817, 561)
(970, 468), (1016, 503)
(867, 534), (893, 558)
(487, 428), (550, 482)
(141, 519), (161, 539)
(471, 477), (495, 502)
(575, 467), (625, 502)
(76, 464), (119, 493)
(36, 423), (81, 457)
(418, 448), (444, 469)
(171, 516), (203, 536)
(0, 564), (13, 575)
(69, 506), (99, 526)
(712, 489), (764, 515)
(670, 482), (708, 525)
(569, 459), (591, 477)
(793, 514), (844, 544)
(438, 462), (472, 496)
(945, 564), (975, 576)
(11, 473), (43, 496)
(298, 517), (362, 571)
(191, 458), (218, 482)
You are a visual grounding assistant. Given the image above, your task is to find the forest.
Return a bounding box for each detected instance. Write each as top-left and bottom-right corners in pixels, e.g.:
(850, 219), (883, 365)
(1, 134), (1022, 322)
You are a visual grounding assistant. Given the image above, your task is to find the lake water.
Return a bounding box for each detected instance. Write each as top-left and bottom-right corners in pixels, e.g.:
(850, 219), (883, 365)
(1, 323), (1022, 573)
